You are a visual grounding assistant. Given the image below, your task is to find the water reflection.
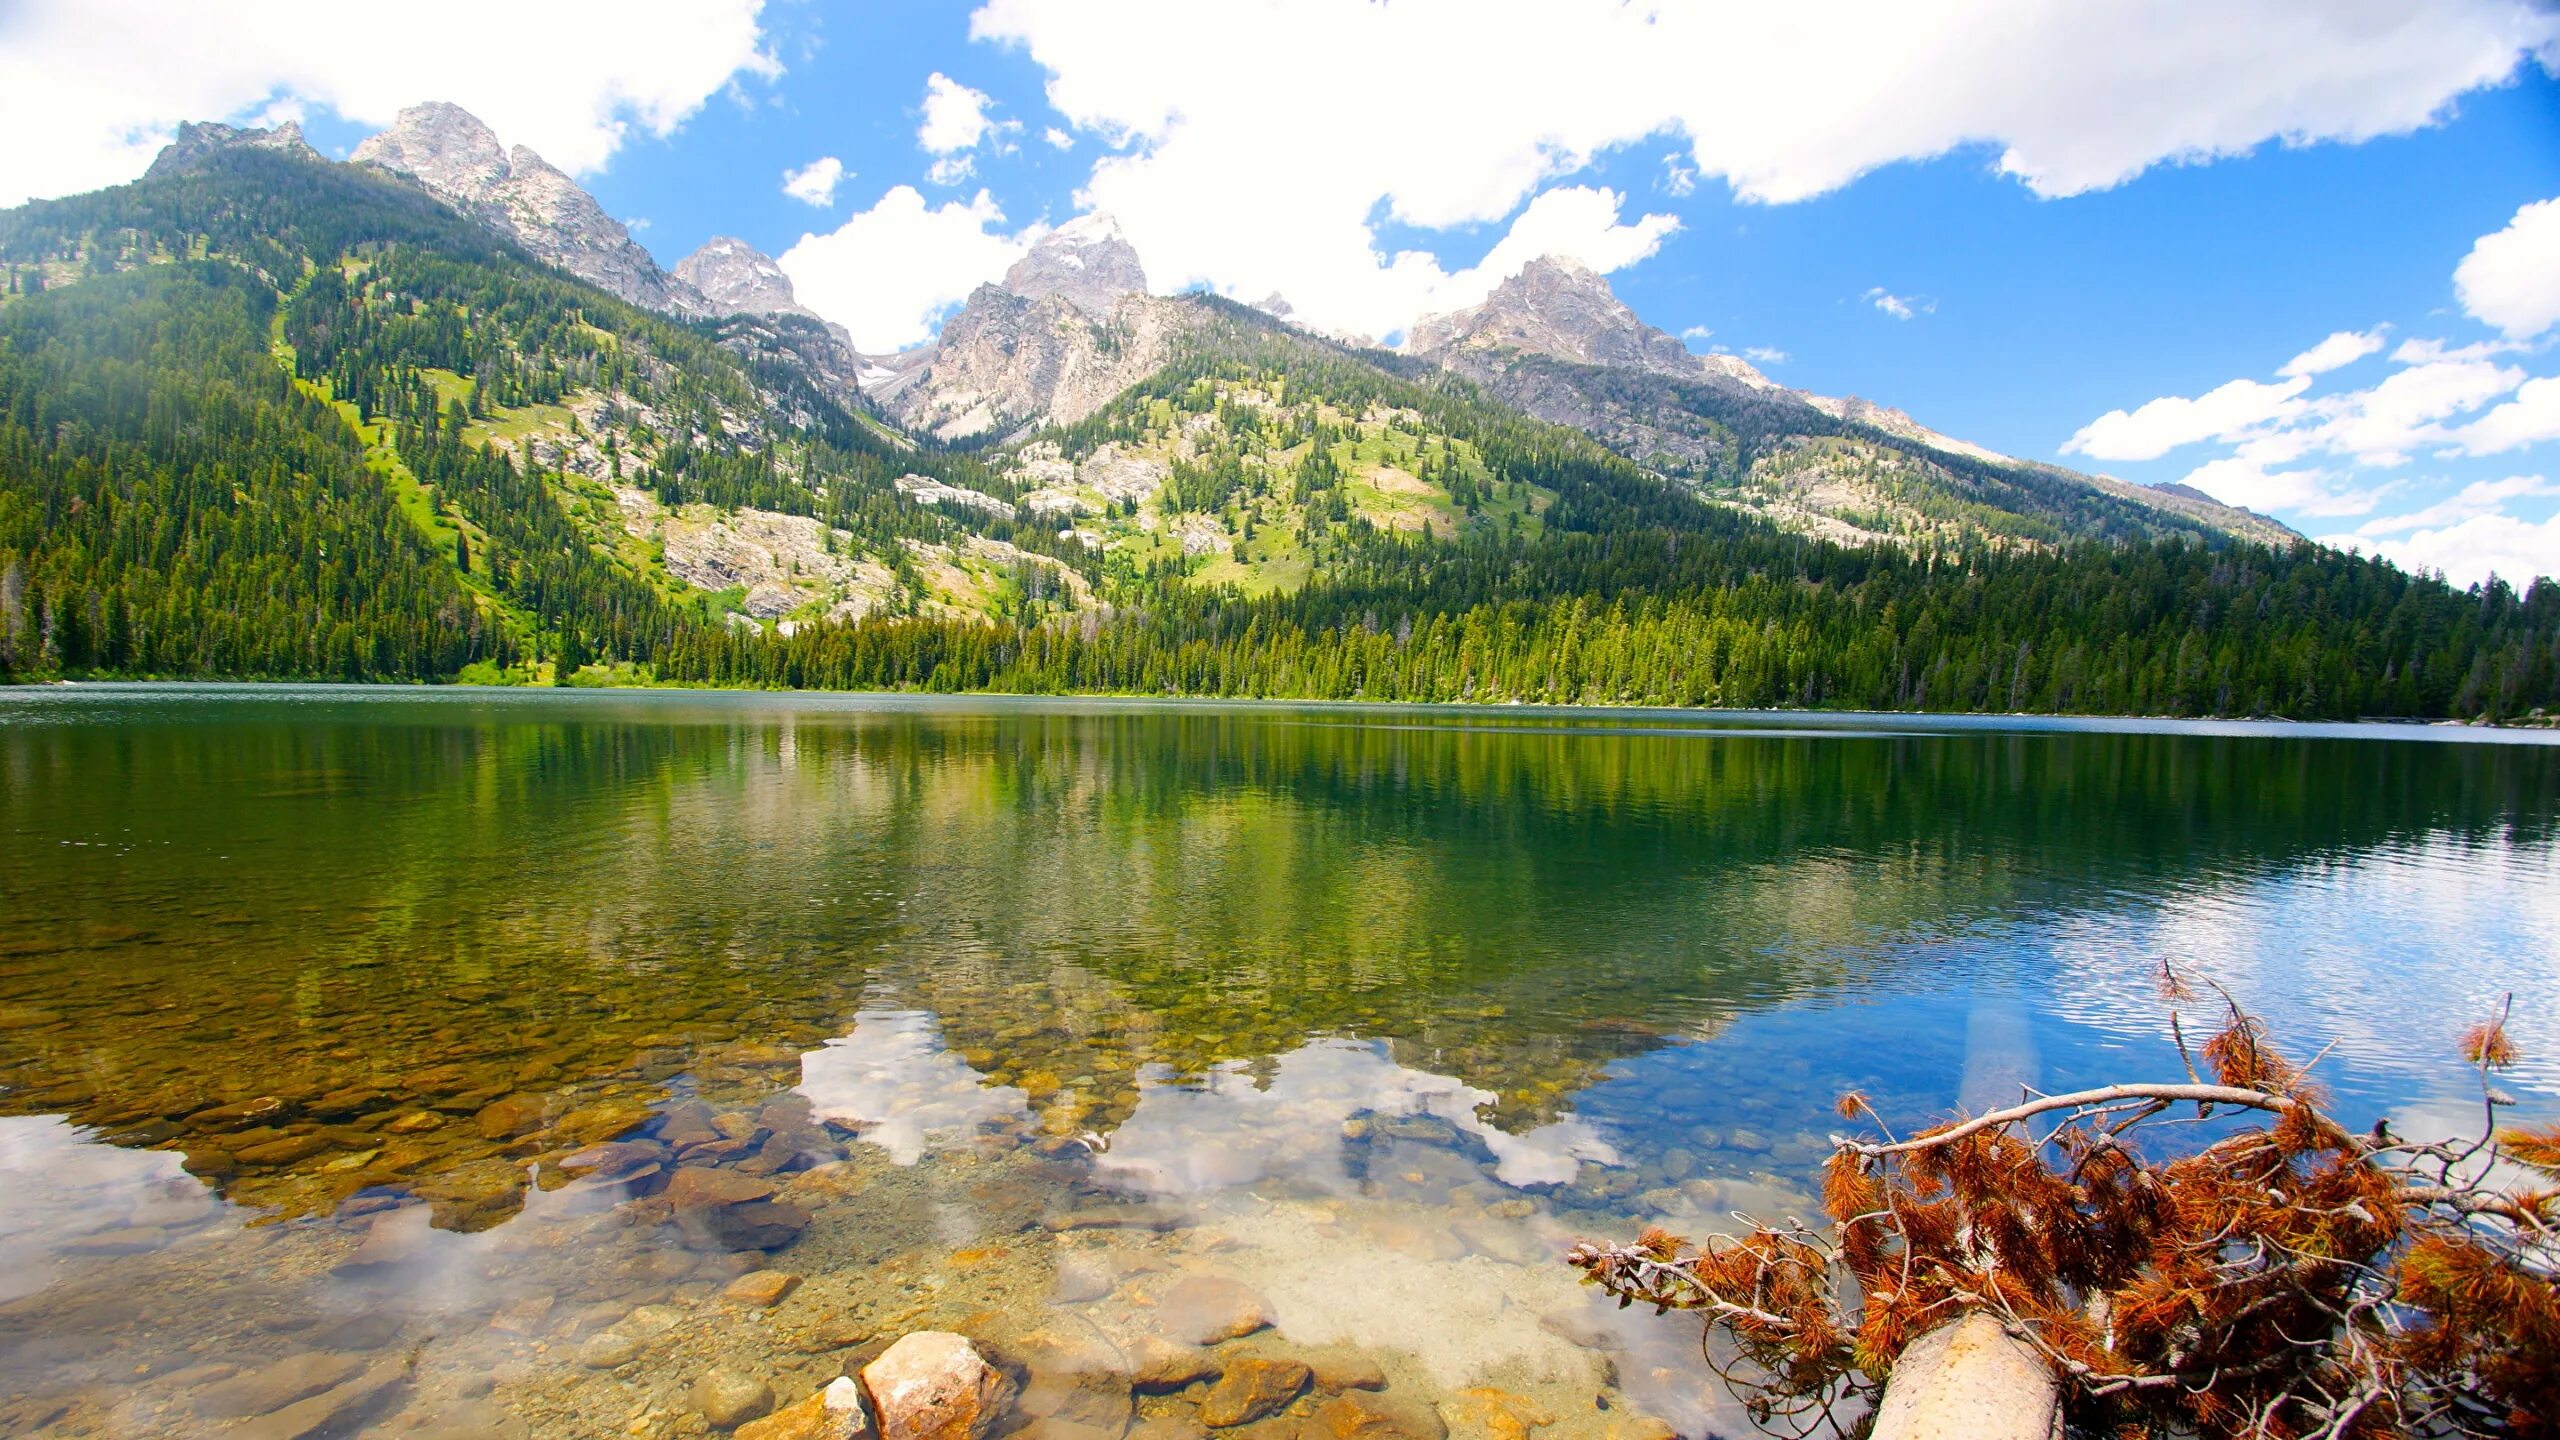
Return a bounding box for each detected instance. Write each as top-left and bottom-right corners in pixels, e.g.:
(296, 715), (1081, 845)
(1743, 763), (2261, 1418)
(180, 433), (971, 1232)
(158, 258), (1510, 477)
(1, 689), (2556, 1438)
(0, 1116), (231, 1304)
(1097, 1040), (1618, 1193)
(800, 1011), (1030, 1165)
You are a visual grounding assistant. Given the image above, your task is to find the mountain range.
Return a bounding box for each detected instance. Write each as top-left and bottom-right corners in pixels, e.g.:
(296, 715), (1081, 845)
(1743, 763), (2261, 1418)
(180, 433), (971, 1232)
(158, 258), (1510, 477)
(0, 103), (2548, 719)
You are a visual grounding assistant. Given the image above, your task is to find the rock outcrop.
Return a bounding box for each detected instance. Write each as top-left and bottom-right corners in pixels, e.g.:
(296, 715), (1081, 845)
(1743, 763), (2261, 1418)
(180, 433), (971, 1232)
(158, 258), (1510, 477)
(1002, 213), (1148, 320)
(870, 285), (1195, 443)
(145, 120), (320, 180)
(354, 102), (701, 315)
(1407, 256), (1770, 389)
(678, 236), (821, 322)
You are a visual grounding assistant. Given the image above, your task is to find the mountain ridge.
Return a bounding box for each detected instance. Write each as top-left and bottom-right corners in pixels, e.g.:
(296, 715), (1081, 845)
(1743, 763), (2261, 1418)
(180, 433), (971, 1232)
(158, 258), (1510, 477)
(353, 102), (704, 316)
(2, 116), (2536, 719)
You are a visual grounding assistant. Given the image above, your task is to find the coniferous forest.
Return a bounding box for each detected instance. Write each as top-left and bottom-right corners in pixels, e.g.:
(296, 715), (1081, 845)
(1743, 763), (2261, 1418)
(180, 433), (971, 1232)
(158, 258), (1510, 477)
(2, 148), (2555, 720)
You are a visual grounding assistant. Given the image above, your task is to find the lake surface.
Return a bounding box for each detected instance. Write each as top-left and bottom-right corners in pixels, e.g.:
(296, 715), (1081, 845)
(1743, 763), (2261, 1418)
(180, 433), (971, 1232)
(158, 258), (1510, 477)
(2, 687), (2557, 1439)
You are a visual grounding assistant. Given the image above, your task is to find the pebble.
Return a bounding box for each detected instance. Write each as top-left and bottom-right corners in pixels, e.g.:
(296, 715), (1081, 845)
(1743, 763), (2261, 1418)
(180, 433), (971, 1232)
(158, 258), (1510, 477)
(694, 1369), (778, 1431)
(578, 1332), (643, 1369)
(1153, 1276), (1272, 1345)
(725, 1271), (805, 1308)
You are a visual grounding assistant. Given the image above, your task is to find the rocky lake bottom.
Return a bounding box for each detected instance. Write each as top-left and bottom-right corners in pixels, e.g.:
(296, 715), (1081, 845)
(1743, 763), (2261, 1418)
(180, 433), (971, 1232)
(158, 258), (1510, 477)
(4, 689), (2557, 1438)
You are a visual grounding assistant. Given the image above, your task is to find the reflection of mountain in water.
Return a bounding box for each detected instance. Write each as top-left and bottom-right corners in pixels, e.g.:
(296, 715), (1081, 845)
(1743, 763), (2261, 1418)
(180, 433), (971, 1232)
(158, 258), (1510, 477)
(0, 692), (2553, 1219)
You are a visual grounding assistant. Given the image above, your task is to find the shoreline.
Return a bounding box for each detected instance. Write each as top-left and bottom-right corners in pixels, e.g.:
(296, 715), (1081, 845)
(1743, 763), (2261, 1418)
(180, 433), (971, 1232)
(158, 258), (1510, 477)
(8, 677), (2560, 742)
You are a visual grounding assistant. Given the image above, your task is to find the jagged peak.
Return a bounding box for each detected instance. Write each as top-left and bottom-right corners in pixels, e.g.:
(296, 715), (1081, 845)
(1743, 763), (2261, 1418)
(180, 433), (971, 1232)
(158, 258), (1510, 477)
(675, 235), (822, 328)
(350, 100), (698, 317)
(145, 119), (319, 180)
(1003, 213), (1148, 318)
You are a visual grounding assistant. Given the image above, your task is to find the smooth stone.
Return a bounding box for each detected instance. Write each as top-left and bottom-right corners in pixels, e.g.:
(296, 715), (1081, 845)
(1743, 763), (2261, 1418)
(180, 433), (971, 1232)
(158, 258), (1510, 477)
(1435, 1389), (1554, 1440)
(1053, 1254), (1118, 1303)
(1599, 1419), (1676, 1440)
(1016, 1329), (1135, 1435)
(666, 1166), (780, 1208)
(1304, 1352), (1386, 1393)
(235, 1133), (334, 1167)
(475, 1094), (551, 1141)
(1302, 1393), (1446, 1440)
(1131, 1421), (1208, 1440)
(1155, 1276), (1272, 1346)
(1198, 1355), (1309, 1428)
(620, 1304), (688, 1337)
(188, 1096), (291, 1131)
(196, 1352), (367, 1418)
(694, 1369), (779, 1431)
(861, 1331), (1016, 1440)
(227, 1359), (410, 1440)
(1043, 1205), (1185, 1233)
(1128, 1335), (1219, 1392)
(726, 1271), (805, 1308)
(577, 1332), (642, 1369)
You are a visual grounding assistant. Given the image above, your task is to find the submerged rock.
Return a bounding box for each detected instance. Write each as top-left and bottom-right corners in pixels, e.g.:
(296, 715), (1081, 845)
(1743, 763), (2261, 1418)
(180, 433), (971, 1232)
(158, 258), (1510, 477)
(694, 1368), (778, 1431)
(666, 1165), (810, 1250)
(1304, 1393), (1446, 1440)
(725, 1269), (805, 1307)
(225, 1358), (410, 1440)
(1154, 1276), (1272, 1346)
(1127, 1335), (1219, 1392)
(1198, 1354), (1308, 1428)
(862, 1331), (1016, 1440)
(740, 1378), (877, 1440)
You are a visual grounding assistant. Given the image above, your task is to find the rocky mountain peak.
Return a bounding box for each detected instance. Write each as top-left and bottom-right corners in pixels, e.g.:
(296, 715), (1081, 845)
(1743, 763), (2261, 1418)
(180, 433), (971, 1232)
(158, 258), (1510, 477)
(352, 102), (700, 316)
(675, 236), (814, 321)
(145, 119), (320, 180)
(1002, 212), (1148, 319)
(1406, 254), (1730, 382)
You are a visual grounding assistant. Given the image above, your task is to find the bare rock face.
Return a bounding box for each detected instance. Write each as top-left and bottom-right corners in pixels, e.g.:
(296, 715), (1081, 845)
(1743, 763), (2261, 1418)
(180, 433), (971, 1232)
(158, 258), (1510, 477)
(1003, 213), (1148, 320)
(679, 236), (820, 322)
(145, 120), (320, 181)
(1406, 256), (1751, 385)
(873, 285), (1197, 443)
(860, 1332), (1016, 1440)
(354, 102), (701, 315)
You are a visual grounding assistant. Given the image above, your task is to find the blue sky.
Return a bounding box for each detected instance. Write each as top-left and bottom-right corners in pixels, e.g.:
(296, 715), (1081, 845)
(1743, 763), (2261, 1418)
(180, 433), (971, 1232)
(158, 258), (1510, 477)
(5, 1), (2560, 581)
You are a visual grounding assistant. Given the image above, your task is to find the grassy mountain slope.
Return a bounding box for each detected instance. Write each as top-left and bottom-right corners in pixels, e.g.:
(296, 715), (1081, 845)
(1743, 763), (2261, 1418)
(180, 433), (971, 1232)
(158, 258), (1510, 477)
(0, 149), (2553, 719)
(1423, 349), (2296, 550)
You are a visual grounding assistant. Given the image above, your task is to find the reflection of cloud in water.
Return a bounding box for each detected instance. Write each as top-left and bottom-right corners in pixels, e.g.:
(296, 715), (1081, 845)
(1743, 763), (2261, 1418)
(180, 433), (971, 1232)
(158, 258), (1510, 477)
(2040, 834), (2560, 1105)
(0, 1115), (230, 1302)
(797, 1010), (1029, 1164)
(1095, 1037), (1617, 1194)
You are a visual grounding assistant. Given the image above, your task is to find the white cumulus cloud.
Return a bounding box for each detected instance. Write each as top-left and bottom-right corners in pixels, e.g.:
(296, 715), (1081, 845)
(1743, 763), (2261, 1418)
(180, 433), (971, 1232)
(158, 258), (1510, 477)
(2279, 328), (2386, 378)
(918, 72), (1002, 154)
(779, 186), (1030, 352)
(2455, 196), (2560, 339)
(971, 0), (2556, 335)
(781, 155), (847, 207)
(2353, 476), (2558, 537)
(2459, 375), (2560, 456)
(2064, 376), (2311, 462)
(2326, 507), (2560, 588)
(0, 0), (778, 206)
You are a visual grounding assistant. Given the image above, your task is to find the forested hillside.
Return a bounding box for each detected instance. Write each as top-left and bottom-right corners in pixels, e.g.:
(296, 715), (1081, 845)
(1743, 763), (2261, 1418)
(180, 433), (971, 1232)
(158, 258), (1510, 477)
(1, 145), (2554, 719)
